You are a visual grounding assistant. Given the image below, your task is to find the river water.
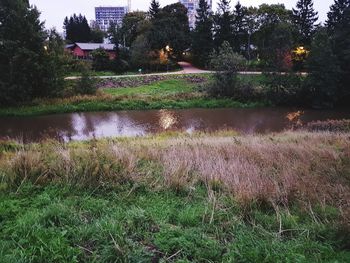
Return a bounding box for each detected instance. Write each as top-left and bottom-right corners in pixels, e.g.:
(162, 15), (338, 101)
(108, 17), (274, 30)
(0, 108), (349, 142)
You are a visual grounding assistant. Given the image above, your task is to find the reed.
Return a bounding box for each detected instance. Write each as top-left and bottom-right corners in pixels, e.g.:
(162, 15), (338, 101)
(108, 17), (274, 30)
(1, 131), (349, 218)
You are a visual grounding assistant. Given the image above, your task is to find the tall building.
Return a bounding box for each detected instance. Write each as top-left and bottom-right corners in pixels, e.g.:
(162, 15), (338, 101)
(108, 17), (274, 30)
(95, 6), (129, 32)
(180, 0), (212, 29)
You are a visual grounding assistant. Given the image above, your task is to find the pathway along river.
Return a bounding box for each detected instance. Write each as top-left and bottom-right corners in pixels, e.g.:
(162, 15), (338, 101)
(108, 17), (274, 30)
(0, 108), (349, 142)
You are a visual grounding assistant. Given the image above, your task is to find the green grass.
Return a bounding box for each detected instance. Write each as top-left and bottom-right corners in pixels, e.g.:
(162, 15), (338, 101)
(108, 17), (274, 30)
(103, 79), (195, 97)
(1, 184), (349, 262)
(0, 78), (266, 117)
(1, 131), (350, 262)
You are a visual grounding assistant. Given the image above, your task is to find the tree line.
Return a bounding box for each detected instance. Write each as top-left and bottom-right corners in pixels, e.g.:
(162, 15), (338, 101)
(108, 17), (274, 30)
(0, 0), (349, 108)
(63, 14), (105, 43)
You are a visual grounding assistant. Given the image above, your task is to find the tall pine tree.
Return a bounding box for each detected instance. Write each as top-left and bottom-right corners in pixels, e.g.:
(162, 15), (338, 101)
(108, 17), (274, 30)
(292, 0), (318, 46)
(327, 0), (350, 101)
(214, 0), (234, 48)
(326, 0), (350, 31)
(232, 2), (247, 54)
(63, 14), (91, 43)
(192, 0), (214, 67)
(149, 0), (161, 20)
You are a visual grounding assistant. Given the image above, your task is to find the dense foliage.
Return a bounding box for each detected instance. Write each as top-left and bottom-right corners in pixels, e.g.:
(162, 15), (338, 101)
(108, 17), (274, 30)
(0, 0), (65, 106)
(207, 42), (247, 98)
(191, 0), (214, 68)
(292, 0), (319, 46)
(64, 14), (105, 43)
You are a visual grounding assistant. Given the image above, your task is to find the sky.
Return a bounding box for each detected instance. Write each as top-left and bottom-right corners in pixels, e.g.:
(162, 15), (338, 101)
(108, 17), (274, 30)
(29, 0), (334, 32)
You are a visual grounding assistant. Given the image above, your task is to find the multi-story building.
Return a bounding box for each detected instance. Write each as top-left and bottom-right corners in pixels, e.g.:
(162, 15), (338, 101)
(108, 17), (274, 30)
(95, 6), (128, 32)
(179, 0), (212, 29)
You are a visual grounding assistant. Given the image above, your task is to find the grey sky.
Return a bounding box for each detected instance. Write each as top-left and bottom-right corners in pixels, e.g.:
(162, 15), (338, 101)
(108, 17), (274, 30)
(29, 0), (334, 31)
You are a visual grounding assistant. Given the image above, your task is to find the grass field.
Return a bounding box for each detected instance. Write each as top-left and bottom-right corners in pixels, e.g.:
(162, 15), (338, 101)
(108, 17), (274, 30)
(0, 76), (266, 117)
(1, 131), (349, 262)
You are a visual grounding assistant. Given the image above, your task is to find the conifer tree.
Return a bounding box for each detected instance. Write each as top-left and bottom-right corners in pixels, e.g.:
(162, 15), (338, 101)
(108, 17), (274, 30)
(326, 0), (350, 31)
(0, 0), (64, 105)
(232, 1), (247, 53)
(63, 14), (91, 43)
(149, 0), (161, 20)
(214, 0), (234, 48)
(192, 0), (214, 67)
(326, 0), (350, 99)
(292, 0), (318, 45)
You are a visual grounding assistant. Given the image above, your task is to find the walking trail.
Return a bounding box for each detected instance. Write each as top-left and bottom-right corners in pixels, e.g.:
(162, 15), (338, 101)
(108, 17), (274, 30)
(65, 61), (267, 80)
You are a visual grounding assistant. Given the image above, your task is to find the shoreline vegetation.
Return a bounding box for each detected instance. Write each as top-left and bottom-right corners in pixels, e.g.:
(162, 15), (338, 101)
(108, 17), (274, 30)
(0, 75), (267, 117)
(1, 130), (350, 261)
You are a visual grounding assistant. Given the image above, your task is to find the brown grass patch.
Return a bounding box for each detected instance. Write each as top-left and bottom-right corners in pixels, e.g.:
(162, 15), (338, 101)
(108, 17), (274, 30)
(1, 131), (350, 219)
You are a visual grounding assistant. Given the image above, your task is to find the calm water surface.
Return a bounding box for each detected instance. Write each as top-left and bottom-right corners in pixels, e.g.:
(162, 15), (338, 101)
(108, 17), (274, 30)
(0, 108), (349, 142)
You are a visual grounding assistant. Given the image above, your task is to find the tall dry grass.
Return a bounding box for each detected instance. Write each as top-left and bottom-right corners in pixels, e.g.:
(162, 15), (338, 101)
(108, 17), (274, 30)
(1, 131), (350, 218)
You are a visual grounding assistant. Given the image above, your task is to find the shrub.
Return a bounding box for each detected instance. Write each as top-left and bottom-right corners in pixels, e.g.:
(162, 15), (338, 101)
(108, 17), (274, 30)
(111, 58), (130, 74)
(74, 68), (97, 95)
(91, 48), (111, 71)
(300, 120), (350, 133)
(263, 73), (307, 106)
(206, 42), (247, 98)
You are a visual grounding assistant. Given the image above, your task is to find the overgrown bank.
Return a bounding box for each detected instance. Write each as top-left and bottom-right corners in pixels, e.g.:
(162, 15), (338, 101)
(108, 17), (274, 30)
(1, 131), (350, 261)
(0, 75), (265, 117)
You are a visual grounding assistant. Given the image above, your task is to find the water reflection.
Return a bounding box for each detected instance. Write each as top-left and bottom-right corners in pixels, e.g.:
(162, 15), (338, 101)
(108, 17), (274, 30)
(286, 110), (304, 127)
(0, 108), (349, 142)
(159, 110), (178, 130)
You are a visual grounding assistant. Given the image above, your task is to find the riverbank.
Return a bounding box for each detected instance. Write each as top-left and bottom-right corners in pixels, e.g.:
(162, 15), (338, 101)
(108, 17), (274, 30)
(0, 76), (266, 117)
(1, 131), (350, 261)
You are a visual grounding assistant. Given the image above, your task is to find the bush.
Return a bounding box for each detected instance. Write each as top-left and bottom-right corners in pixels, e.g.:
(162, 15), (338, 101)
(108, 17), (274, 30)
(263, 73), (307, 106)
(206, 42), (247, 98)
(91, 48), (111, 71)
(300, 120), (350, 133)
(74, 68), (97, 95)
(111, 58), (130, 74)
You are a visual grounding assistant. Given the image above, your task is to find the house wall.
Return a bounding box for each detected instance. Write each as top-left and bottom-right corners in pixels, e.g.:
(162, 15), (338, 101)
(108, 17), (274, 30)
(72, 46), (90, 58)
(72, 46), (117, 60)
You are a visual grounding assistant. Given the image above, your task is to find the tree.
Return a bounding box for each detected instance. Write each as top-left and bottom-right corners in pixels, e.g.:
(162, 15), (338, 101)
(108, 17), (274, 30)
(107, 22), (130, 73)
(130, 34), (152, 69)
(255, 4), (294, 70)
(120, 12), (148, 48)
(292, 0), (318, 46)
(214, 0), (234, 48)
(232, 2), (248, 53)
(91, 48), (110, 71)
(0, 0), (64, 105)
(207, 41), (246, 97)
(107, 22), (121, 52)
(192, 0), (214, 67)
(245, 7), (259, 61)
(149, 0), (161, 20)
(90, 22), (105, 43)
(63, 14), (91, 43)
(326, 0), (350, 31)
(307, 28), (341, 108)
(327, 1), (350, 101)
(148, 3), (190, 56)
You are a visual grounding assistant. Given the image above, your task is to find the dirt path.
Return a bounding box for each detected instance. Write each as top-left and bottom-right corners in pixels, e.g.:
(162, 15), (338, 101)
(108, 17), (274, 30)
(65, 62), (290, 80)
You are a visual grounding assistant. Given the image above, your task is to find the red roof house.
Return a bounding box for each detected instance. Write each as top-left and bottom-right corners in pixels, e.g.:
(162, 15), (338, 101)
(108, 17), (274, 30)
(65, 43), (117, 60)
